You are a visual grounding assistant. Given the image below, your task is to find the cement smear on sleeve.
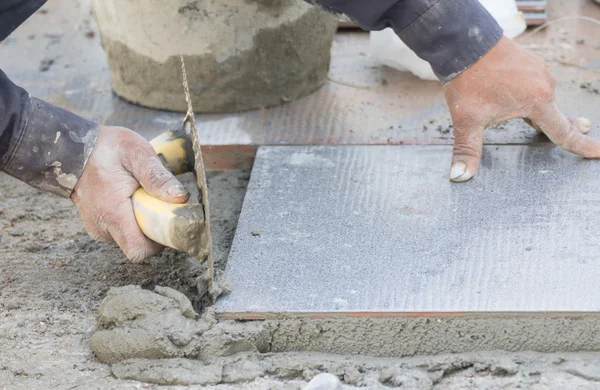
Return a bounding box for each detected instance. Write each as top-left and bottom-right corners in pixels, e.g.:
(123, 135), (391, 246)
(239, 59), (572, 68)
(91, 285), (600, 387)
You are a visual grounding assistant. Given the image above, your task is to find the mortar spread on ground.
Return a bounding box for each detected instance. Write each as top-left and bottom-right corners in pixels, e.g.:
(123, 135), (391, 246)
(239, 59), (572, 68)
(89, 285), (600, 388)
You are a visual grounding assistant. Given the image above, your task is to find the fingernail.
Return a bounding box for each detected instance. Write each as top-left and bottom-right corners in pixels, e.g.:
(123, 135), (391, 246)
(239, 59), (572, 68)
(450, 162), (468, 182)
(167, 184), (188, 197)
(578, 117), (591, 131)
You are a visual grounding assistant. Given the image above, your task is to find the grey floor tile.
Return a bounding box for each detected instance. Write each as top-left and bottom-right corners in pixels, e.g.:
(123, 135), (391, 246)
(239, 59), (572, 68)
(217, 145), (600, 316)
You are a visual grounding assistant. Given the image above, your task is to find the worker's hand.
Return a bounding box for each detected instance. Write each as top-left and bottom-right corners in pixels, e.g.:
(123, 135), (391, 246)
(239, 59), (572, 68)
(444, 36), (596, 182)
(71, 126), (190, 262)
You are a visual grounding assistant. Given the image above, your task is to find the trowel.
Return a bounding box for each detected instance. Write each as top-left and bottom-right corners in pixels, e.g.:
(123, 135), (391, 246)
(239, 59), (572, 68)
(130, 56), (214, 297)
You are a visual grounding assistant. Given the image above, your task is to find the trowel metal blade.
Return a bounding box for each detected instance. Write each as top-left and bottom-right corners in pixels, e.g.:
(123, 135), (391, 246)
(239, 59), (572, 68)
(180, 56), (214, 297)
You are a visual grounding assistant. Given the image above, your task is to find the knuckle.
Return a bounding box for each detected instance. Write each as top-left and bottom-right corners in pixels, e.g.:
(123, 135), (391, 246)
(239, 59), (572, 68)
(95, 204), (130, 242)
(125, 245), (152, 263)
(535, 84), (554, 102)
(544, 87), (554, 99)
(452, 111), (480, 130)
(117, 127), (147, 150)
(86, 222), (111, 243)
(143, 163), (174, 189)
(95, 209), (116, 230)
(90, 232), (110, 243)
(553, 127), (574, 148)
(525, 78), (555, 105)
(563, 128), (580, 147)
(453, 142), (482, 159)
(120, 138), (157, 170)
(452, 126), (483, 159)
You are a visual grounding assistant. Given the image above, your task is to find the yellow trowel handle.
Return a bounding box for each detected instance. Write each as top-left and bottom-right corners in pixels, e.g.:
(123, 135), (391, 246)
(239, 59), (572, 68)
(131, 130), (205, 256)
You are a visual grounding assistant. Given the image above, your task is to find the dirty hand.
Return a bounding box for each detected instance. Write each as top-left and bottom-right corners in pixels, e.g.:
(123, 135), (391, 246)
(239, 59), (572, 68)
(444, 36), (596, 182)
(71, 126), (190, 262)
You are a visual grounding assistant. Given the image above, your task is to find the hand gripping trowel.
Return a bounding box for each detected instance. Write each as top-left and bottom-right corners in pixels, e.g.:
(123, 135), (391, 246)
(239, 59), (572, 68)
(130, 56), (214, 298)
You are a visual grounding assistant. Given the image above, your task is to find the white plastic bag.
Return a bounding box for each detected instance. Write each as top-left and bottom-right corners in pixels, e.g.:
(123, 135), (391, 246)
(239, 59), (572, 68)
(369, 0), (527, 81)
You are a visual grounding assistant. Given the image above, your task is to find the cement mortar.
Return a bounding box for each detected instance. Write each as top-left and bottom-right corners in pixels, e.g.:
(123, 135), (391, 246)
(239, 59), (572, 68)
(266, 314), (600, 356)
(107, 353), (600, 388)
(109, 349), (600, 388)
(92, 0), (338, 112)
(91, 286), (600, 386)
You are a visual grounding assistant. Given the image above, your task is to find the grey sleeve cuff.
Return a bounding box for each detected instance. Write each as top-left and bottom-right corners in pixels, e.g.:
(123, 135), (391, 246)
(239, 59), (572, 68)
(2, 97), (98, 197)
(397, 0), (504, 83)
(306, 0), (503, 83)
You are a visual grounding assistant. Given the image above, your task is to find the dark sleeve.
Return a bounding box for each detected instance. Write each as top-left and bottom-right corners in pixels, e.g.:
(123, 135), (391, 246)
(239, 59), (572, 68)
(306, 0), (504, 83)
(0, 0), (47, 41)
(0, 70), (99, 197)
(0, 0), (99, 197)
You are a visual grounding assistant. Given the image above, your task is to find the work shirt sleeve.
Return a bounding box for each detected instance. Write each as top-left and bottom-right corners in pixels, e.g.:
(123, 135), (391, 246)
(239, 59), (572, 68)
(0, 71), (99, 197)
(306, 0), (504, 83)
(0, 0), (99, 197)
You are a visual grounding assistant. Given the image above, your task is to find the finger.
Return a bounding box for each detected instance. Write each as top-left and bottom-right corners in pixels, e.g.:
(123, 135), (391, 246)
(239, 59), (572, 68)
(122, 141), (190, 204)
(571, 117), (591, 134)
(531, 104), (600, 158)
(523, 118), (542, 132)
(524, 117), (590, 134)
(450, 124), (485, 182)
(83, 221), (113, 243)
(138, 157), (190, 203)
(73, 202), (113, 243)
(107, 200), (164, 263)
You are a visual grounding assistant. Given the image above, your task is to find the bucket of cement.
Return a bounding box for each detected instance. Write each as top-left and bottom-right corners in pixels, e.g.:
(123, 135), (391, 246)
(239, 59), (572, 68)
(91, 1), (338, 113)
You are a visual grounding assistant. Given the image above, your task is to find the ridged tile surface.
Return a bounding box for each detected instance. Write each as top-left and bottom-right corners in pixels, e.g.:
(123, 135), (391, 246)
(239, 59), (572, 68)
(218, 145), (600, 316)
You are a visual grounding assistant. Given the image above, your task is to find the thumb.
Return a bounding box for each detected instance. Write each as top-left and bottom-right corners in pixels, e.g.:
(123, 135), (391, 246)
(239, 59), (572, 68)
(450, 124), (485, 183)
(137, 157), (190, 203)
(122, 138), (190, 203)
